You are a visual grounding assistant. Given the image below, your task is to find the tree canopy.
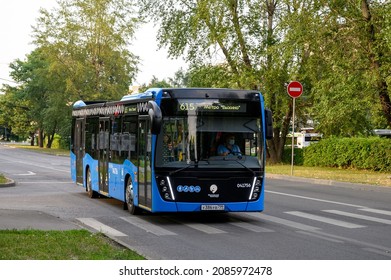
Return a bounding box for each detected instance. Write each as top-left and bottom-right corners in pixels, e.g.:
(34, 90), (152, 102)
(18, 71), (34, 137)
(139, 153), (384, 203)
(1, 0), (390, 163)
(137, 0), (391, 162)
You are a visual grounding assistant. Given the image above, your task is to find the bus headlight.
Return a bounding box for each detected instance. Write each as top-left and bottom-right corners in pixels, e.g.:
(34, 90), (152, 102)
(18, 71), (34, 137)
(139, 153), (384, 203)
(156, 176), (175, 201)
(249, 177), (262, 201)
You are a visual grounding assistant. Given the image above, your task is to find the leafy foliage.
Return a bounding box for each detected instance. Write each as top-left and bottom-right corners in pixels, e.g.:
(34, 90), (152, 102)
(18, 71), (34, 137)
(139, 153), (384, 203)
(33, 0), (139, 101)
(136, 0), (391, 163)
(303, 137), (391, 172)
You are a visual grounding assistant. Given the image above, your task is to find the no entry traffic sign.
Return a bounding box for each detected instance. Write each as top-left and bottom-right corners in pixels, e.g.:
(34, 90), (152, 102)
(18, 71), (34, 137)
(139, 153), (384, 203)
(287, 81), (303, 98)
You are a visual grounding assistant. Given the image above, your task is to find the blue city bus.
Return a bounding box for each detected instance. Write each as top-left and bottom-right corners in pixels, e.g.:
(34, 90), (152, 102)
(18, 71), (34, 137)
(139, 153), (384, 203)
(70, 88), (273, 214)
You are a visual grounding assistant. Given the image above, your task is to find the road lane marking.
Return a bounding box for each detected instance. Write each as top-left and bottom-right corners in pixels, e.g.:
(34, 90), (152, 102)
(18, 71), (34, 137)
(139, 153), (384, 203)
(183, 223), (226, 234)
(120, 216), (177, 236)
(13, 171), (36, 176)
(359, 208), (391, 216)
(312, 230), (391, 255)
(266, 190), (364, 208)
(297, 231), (344, 243)
(324, 210), (391, 225)
(228, 220), (274, 233)
(76, 218), (127, 237)
(286, 211), (365, 229)
(247, 213), (320, 231)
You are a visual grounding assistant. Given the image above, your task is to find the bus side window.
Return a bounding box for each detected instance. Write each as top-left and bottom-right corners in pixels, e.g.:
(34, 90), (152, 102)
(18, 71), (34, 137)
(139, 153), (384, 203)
(122, 116), (138, 163)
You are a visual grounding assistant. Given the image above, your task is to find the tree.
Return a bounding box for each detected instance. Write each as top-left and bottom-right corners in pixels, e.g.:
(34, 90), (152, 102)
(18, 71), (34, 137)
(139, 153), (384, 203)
(0, 86), (34, 143)
(5, 48), (68, 147)
(138, 76), (172, 92)
(299, 0), (391, 135)
(136, 0), (310, 162)
(33, 0), (139, 101)
(184, 63), (236, 88)
(137, 0), (391, 162)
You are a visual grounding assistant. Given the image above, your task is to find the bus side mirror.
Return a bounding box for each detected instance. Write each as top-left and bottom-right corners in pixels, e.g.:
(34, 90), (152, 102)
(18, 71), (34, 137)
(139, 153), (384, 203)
(148, 101), (162, 135)
(265, 108), (273, 140)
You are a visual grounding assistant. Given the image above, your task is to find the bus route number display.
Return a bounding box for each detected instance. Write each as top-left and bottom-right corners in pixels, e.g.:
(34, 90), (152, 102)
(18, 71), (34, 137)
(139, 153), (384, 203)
(178, 100), (246, 113)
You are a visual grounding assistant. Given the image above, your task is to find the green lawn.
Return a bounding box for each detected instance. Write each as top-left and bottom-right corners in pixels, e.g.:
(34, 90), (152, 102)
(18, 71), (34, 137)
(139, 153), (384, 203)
(0, 174), (7, 184)
(267, 164), (391, 187)
(0, 229), (145, 260)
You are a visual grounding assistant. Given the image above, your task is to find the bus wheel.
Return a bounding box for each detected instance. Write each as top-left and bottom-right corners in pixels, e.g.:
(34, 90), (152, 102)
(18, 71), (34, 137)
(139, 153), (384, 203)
(86, 168), (98, 198)
(125, 177), (139, 215)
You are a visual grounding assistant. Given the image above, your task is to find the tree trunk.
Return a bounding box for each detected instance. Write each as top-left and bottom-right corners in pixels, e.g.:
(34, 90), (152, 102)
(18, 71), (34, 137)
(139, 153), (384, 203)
(361, 0), (391, 126)
(46, 131), (55, 148)
(29, 132), (35, 146)
(38, 129), (44, 148)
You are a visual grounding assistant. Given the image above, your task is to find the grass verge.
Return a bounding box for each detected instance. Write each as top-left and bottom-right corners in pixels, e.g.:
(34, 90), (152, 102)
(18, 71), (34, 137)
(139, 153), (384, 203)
(0, 229), (145, 260)
(267, 164), (391, 187)
(6, 144), (69, 156)
(0, 174), (7, 184)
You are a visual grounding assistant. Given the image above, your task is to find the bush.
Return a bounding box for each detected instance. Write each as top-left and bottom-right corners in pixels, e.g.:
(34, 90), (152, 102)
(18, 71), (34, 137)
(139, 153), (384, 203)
(303, 137), (391, 172)
(282, 148), (304, 165)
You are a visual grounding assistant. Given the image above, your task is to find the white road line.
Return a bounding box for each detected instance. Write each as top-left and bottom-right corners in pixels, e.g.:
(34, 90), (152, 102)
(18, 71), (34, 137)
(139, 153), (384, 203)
(228, 221), (274, 233)
(359, 208), (391, 216)
(313, 231), (391, 255)
(297, 231), (344, 243)
(120, 216), (177, 236)
(266, 190), (364, 208)
(76, 218), (127, 237)
(324, 210), (391, 225)
(286, 211), (365, 229)
(247, 213), (320, 231)
(184, 223), (226, 234)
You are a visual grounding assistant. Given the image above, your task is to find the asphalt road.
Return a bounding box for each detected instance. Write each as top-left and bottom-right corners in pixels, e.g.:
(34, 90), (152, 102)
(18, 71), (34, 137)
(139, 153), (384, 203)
(1, 143), (391, 260)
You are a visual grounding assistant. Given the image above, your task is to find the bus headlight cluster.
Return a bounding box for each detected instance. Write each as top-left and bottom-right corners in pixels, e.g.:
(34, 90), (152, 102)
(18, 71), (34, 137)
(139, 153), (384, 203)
(249, 177), (262, 201)
(157, 176), (175, 201)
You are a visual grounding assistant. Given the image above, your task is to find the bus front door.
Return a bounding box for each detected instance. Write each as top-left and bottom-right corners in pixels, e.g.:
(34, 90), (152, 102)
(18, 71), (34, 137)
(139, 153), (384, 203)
(138, 117), (152, 210)
(74, 118), (84, 184)
(98, 118), (110, 195)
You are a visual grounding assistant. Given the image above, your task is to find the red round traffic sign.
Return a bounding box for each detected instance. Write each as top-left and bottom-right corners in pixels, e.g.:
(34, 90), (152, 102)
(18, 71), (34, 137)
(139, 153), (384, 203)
(287, 81), (303, 98)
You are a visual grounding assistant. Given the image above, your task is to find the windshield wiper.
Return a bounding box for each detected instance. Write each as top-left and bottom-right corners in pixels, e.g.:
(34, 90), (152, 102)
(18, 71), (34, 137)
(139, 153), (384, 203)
(168, 159), (210, 176)
(234, 159), (256, 176)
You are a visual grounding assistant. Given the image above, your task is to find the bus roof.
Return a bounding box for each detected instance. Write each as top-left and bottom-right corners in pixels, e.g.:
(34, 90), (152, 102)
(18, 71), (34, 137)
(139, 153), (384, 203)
(121, 88), (262, 101)
(73, 88), (263, 110)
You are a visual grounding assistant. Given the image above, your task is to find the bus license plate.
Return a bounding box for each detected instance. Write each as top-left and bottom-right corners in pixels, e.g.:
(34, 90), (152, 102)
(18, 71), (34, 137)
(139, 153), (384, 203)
(201, 205), (225, 211)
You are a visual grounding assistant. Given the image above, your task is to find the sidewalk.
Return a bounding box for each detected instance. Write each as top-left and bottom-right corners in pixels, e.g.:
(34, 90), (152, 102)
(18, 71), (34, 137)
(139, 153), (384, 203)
(0, 209), (81, 231)
(0, 177), (80, 231)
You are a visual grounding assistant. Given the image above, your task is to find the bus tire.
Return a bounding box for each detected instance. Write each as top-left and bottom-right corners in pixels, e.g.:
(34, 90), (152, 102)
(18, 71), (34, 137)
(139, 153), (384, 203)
(125, 177), (139, 215)
(86, 168), (98, 198)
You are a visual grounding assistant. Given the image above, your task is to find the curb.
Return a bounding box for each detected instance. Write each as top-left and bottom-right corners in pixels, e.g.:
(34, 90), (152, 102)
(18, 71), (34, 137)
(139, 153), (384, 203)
(0, 177), (16, 188)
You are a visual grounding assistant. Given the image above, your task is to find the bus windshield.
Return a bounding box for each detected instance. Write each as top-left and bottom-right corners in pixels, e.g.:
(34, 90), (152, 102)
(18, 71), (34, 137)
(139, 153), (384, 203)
(155, 115), (263, 169)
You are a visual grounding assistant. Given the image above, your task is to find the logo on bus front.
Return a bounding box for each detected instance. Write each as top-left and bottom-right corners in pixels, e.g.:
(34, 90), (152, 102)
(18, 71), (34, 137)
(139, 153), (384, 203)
(208, 184), (219, 198)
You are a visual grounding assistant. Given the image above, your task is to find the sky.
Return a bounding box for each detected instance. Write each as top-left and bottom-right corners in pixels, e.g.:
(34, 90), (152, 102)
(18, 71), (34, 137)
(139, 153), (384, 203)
(0, 0), (187, 89)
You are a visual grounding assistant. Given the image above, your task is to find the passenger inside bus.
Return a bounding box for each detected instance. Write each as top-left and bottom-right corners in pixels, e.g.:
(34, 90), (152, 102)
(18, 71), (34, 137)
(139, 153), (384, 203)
(217, 134), (241, 156)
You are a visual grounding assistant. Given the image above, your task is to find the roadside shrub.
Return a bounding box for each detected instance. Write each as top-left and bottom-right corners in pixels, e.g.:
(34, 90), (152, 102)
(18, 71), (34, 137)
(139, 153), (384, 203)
(282, 148), (304, 165)
(303, 137), (391, 172)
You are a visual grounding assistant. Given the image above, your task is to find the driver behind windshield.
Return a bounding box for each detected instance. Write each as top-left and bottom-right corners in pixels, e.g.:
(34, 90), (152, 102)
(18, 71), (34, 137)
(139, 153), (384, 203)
(217, 134), (241, 156)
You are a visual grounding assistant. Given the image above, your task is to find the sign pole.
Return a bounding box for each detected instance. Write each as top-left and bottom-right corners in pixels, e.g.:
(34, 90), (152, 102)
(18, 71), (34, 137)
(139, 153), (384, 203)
(290, 98), (296, 176)
(286, 81), (303, 176)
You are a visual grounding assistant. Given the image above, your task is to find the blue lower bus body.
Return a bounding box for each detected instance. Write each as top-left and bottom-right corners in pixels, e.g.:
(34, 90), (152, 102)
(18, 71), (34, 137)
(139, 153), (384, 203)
(71, 152), (265, 213)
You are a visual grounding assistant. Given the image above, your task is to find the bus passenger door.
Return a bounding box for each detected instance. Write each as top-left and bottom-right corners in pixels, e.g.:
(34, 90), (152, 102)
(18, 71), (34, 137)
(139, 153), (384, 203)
(98, 118), (110, 194)
(74, 118), (84, 184)
(138, 117), (152, 210)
